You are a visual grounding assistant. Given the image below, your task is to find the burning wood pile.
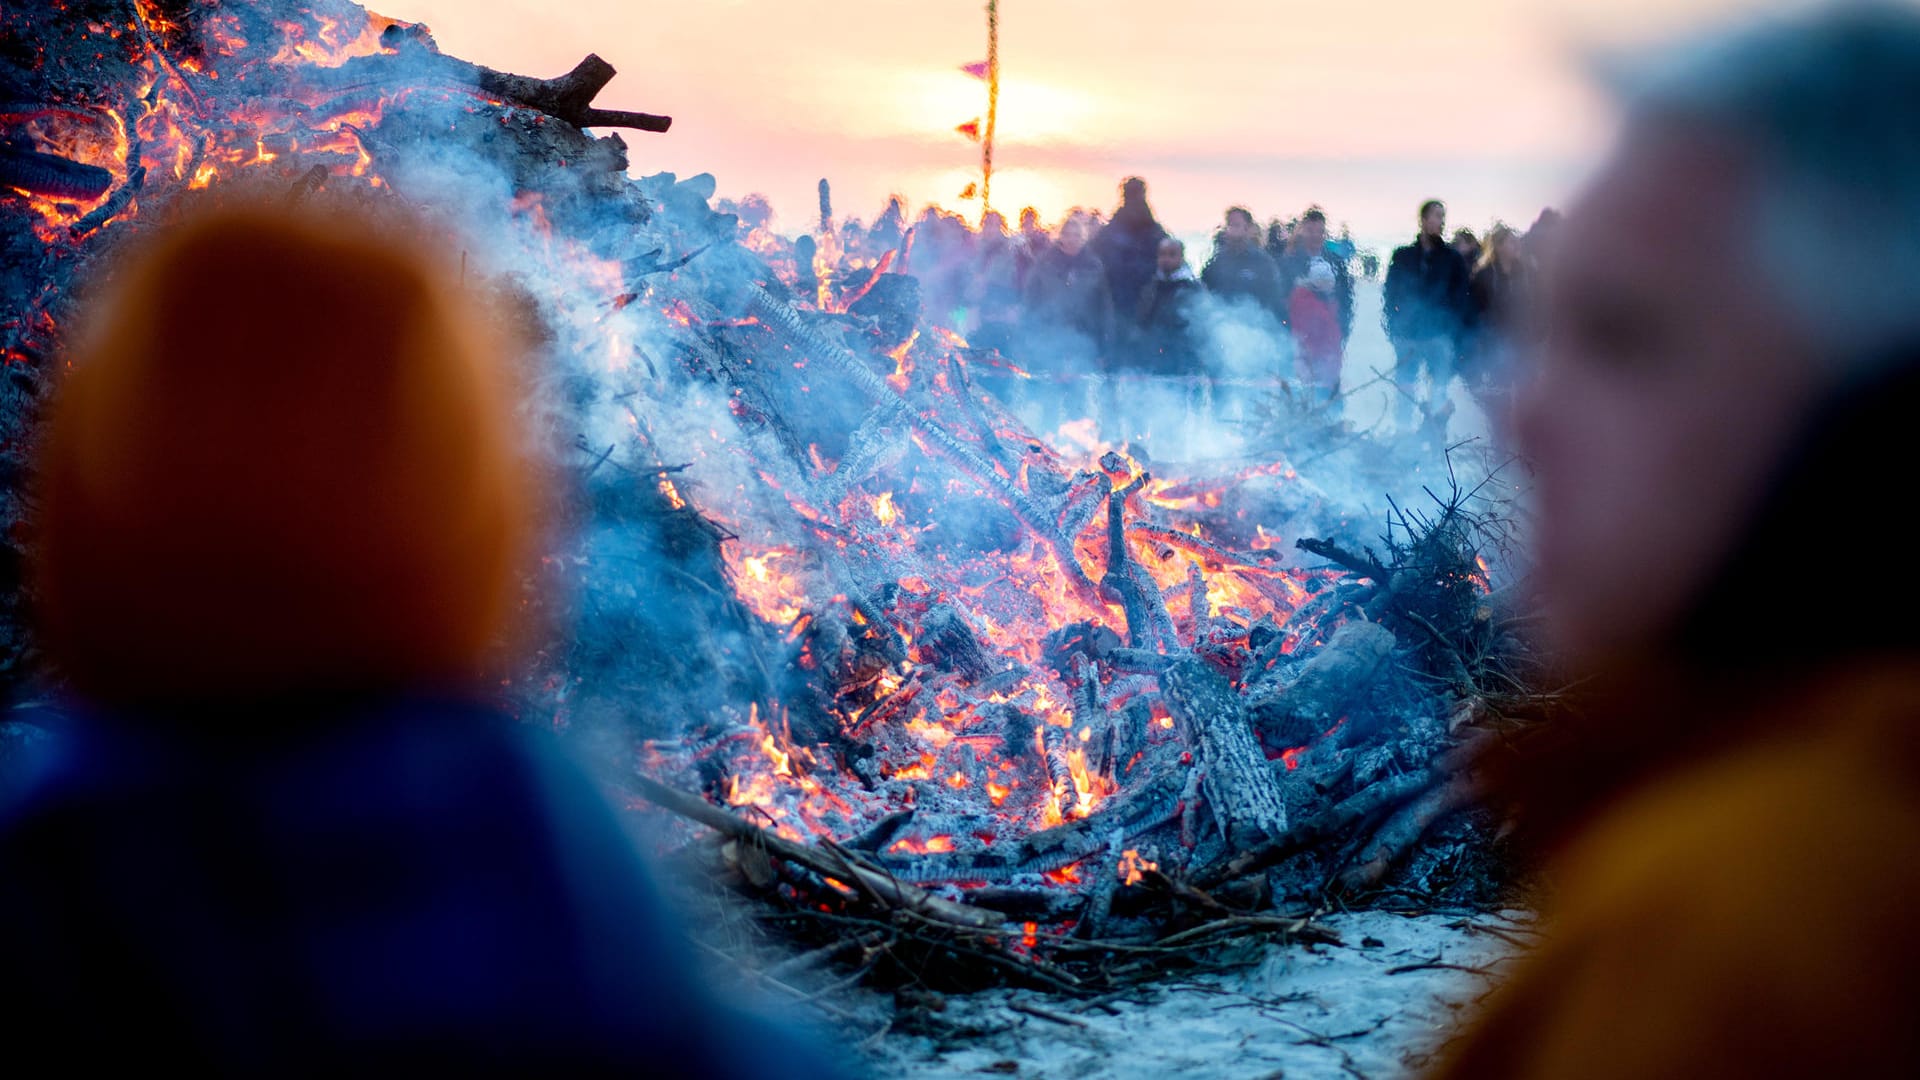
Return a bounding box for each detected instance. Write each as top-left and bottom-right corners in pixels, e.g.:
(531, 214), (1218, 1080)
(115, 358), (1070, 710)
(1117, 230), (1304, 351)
(3, 0), (1541, 996)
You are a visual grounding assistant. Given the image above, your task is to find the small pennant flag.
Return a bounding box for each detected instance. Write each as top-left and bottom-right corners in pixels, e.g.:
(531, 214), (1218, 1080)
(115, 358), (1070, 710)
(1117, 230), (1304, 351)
(959, 182), (979, 200)
(955, 118), (981, 140)
(961, 60), (991, 80)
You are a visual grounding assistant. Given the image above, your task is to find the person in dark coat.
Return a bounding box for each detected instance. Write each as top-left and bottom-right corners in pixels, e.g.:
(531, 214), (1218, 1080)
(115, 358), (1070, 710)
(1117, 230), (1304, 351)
(1135, 236), (1203, 375)
(1202, 206), (1288, 321)
(1021, 211), (1115, 362)
(1383, 199), (1472, 428)
(0, 204), (840, 1077)
(1090, 176), (1168, 330)
(1276, 206), (1356, 401)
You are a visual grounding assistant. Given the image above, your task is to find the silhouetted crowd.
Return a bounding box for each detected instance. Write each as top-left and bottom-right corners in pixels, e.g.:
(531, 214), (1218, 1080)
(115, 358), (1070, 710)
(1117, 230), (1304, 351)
(769, 178), (1558, 428)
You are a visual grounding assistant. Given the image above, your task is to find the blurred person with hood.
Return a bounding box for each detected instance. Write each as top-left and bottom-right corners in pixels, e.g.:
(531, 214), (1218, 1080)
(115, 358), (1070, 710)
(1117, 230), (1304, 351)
(0, 204), (844, 1077)
(1433, 6), (1920, 1077)
(1383, 199), (1471, 428)
(1090, 176), (1169, 330)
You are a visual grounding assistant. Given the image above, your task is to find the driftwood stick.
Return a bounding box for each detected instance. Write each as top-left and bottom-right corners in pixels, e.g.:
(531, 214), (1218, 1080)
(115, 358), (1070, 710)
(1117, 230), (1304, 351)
(626, 774), (1005, 931)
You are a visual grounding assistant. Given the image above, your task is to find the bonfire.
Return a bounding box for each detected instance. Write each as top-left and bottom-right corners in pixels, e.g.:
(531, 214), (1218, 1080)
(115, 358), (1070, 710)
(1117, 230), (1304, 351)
(1, 0), (1544, 999)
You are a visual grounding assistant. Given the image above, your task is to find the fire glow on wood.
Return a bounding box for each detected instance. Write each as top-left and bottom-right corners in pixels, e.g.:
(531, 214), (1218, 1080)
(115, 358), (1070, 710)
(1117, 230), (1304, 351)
(3, 0), (1533, 985)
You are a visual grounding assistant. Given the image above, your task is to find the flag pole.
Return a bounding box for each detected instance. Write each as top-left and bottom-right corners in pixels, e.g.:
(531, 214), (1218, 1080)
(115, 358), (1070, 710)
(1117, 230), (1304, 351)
(982, 0), (1000, 220)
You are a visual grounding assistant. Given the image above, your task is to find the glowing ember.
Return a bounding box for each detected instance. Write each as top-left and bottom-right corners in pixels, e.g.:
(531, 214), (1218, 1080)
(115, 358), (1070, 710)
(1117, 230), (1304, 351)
(1117, 848), (1158, 886)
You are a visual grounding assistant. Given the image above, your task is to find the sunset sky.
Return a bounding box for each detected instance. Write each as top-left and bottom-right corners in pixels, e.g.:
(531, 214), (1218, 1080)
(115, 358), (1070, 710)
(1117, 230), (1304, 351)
(380, 0), (1822, 249)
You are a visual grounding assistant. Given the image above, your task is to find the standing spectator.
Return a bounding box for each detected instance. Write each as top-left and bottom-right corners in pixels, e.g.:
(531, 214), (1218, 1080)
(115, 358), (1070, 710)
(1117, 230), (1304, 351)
(1013, 206), (1049, 289)
(1277, 208), (1355, 405)
(967, 210), (1023, 353)
(1384, 199), (1472, 427)
(1451, 227), (1483, 269)
(869, 195), (907, 252)
(1277, 209), (1356, 340)
(1525, 207), (1563, 274)
(1264, 218), (1291, 261)
(1090, 177), (1168, 331)
(1464, 223), (1534, 398)
(1136, 237), (1203, 375)
(792, 234), (819, 305)
(1202, 206), (1288, 321)
(1021, 211), (1115, 362)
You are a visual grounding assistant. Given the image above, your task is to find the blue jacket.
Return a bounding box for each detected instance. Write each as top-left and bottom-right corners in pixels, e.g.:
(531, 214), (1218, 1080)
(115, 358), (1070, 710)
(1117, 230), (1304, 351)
(0, 696), (841, 1076)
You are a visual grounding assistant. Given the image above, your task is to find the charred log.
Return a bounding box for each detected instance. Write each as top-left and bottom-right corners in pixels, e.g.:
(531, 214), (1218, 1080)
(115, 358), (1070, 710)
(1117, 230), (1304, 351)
(626, 774), (1003, 930)
(1196, 768), (1433, 889)
(0, 146), (111, 200)
(1247, 619), (1397, 748)
(918, 603), (998, 682)
(365, 30), (673, 134)
(1160, 658), (1288, 850)
(1102, 474), (1179, 652)
(1334, 775), (1476, 893)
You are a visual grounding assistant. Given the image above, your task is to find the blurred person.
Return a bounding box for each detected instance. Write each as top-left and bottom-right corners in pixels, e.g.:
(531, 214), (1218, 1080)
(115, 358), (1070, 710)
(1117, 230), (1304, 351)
(868, 194), (907, 252)
(792, 233), (820, 302)
(1434, 6), (1920, 1077)
(1264, 218), (1290, 260)
(1202, 206), (1288, 321)
(0, 204), (841, 1076)
(1014, 205), (1049, 288)
(1383, 198), (1471, 428)
(1278, 206), (1356, 404)
(1090, 176), (1168, 330)
(1450, 226), (1483, 268)
(1020, 211), (1114, 429)
(908, 206), (975, 327)
(967, 210), (1023, 350)
(965, 210), (1026, 416)
(1524, 206), (1562, 272)
(1021, 210), (1115, 358)
(1284, 258), (1345, 408)
(1463, 223), (1534, 409)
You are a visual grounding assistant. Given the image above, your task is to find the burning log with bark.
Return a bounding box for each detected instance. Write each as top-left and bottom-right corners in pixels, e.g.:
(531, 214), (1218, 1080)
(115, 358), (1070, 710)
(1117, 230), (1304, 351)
(0, 0), (1547, 999)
